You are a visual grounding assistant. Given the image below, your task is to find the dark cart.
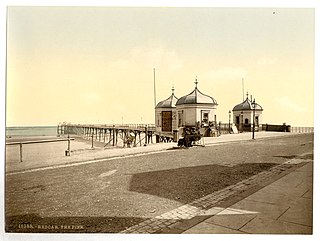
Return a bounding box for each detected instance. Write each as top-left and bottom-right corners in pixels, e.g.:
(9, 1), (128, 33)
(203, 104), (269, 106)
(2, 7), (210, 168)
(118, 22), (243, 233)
(177, 127), (202, 147)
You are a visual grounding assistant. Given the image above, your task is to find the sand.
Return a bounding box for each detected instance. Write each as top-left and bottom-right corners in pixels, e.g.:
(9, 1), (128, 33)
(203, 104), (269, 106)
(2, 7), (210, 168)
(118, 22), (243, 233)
(5, 132), (299, 174)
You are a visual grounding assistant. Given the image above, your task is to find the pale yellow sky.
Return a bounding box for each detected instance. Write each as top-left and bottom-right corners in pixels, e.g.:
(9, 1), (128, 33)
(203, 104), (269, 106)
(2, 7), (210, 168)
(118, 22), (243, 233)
(6, 6), (314, 127)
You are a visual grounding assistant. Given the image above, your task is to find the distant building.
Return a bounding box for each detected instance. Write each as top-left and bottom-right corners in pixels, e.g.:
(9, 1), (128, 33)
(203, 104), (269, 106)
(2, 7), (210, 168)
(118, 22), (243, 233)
(155, 87), (178, 134)
(176, 79), (218, 129)
(155, 79), (218, 139)
(232, 93), (263, 132)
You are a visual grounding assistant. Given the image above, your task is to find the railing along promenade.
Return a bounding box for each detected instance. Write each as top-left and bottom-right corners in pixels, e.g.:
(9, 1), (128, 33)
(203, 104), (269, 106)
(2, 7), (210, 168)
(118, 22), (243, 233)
(290, 126), (314, 133)
(6, 137), (74, 162)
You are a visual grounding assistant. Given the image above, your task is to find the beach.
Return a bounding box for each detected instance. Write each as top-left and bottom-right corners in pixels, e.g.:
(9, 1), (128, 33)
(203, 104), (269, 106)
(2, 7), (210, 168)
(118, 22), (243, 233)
(6, 131), (298, 174)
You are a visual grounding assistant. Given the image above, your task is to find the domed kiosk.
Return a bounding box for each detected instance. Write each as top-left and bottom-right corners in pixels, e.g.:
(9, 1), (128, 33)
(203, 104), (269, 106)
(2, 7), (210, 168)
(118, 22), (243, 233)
(155, 87), (178, 134)
(176, 79), (218, 136)
(232, 93), (263, 132)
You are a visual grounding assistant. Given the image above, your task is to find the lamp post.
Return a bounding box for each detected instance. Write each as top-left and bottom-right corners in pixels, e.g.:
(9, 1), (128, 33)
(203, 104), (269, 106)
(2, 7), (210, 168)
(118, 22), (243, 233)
(228, 110), (231, 133)
(240, 111), (243, 133)
(252, 99), (255, 140)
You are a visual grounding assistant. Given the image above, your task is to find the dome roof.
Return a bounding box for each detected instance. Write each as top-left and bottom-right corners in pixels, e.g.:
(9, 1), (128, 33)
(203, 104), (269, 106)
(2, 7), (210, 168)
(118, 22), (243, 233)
(232, 97), (263, 111)
(155, 90), (178, 108)
(176, 87), (218, 106)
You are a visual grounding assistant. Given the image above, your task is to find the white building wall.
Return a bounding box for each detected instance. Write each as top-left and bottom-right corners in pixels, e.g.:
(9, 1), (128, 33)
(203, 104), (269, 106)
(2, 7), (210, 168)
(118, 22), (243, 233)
(184, 107), (196, 126)
(177, 104), (217, 127)
(172, 109), (178, 130)
(196, 107), (215, 122)
(256, 111), (262, 124)
(155, 109), (162, 133)
(233, 110), (263, 125)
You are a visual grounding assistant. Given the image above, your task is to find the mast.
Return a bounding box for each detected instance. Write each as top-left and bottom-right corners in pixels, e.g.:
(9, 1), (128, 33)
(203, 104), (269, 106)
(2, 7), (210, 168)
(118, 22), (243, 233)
(242, 77), (244, 101)
(153, 68), (157, 108)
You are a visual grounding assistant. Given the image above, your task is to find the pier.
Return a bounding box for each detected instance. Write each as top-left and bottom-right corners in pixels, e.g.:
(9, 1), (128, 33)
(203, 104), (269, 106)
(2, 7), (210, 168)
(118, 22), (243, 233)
(57, 123), (174, 147)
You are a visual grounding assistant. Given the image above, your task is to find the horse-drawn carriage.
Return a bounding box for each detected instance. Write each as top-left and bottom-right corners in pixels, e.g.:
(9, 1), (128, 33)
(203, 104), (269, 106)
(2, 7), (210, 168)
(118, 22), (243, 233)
(177, 121), (220, 147)
(177, 126), (202, 147)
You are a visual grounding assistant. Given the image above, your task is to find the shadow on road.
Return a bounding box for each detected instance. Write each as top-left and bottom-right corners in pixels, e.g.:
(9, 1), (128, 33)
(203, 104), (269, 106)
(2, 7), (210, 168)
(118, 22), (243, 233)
(129, 163), (277, 204)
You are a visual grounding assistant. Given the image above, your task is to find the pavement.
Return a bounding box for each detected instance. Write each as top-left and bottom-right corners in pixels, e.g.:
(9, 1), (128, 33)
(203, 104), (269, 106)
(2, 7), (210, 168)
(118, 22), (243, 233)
(119, 151), (313, 234)
(181, 161), (313, 234)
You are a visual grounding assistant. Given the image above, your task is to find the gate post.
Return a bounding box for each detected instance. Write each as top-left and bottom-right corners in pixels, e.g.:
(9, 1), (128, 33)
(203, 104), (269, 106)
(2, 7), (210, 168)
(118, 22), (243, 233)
(144, 125), (148, 146)
(19, 143), (23, 162)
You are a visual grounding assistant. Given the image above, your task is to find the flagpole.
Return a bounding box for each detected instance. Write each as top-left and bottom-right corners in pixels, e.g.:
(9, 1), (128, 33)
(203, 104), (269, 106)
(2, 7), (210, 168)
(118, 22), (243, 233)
(242, 77), (244, 101)
(154, 68), (156, 108)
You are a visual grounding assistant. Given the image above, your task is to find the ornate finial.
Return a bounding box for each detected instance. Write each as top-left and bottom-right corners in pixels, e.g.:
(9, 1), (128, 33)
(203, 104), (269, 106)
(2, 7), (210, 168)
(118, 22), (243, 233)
(246, 91), (249, 99)
(172, 86), (175, 95)
(195, 76), (198, 88)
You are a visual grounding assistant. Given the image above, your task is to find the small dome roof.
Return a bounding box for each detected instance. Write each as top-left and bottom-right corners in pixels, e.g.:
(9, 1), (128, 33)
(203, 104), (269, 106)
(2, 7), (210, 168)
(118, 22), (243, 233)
(232, 97), (263, 111)
(155, 89), (178, 108)
(176, 87), (218, 106)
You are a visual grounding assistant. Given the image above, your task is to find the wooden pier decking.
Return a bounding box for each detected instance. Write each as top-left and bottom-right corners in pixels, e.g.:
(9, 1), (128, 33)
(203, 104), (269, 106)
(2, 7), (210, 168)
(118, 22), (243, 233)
(57, 123), (174, 147)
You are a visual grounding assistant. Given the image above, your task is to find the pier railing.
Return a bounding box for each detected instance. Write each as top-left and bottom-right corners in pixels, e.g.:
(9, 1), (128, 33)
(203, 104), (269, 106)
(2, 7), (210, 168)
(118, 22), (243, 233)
(57, 123), (160, 147)
(58, 123), (155, 134)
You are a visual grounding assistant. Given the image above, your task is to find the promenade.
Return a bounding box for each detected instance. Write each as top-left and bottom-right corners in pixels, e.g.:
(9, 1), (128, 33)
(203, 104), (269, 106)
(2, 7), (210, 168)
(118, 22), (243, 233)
(5, 132), (314, 235)
(7, 131), (296, 174)
(182, 161), (313, 234)
(119, 150), (313, 234)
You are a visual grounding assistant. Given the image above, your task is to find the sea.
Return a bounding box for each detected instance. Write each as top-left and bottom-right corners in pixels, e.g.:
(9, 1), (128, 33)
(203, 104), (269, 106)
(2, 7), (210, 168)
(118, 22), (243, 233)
(6, 126), (58, 137)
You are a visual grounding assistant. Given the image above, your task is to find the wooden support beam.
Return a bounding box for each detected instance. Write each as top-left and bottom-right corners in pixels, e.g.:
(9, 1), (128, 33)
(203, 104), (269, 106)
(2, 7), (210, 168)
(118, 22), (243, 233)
(145, 126), (147, 146)
(123, 130), (126, 148)
(139, 132), (141, 146)
(134, 131), (137, 147)
(115, 129), (118, 146)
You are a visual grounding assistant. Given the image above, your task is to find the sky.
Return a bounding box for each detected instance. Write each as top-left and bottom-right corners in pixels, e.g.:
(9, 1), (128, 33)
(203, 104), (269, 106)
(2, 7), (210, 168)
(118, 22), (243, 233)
(5, 6), (315, 127)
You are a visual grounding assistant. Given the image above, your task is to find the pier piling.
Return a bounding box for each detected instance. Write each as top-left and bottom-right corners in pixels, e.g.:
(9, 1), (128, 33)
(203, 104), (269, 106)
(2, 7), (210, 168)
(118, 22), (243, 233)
(57, 123), (173, 148)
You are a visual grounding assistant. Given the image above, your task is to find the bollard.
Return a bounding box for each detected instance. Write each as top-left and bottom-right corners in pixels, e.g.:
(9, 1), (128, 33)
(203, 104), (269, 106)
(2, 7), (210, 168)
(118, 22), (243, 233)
(65, 135), (71, 156)
(19, 143), (23, 162)
(91, 133), (94, 149)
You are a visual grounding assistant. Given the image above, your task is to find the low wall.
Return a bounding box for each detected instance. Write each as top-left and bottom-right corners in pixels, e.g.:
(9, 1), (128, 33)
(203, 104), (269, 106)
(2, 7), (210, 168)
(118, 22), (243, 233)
(262, 124), (290, 132)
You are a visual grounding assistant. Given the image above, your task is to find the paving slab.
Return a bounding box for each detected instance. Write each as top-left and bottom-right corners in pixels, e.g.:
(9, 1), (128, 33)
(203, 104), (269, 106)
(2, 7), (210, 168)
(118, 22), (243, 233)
(245, 189), (305, 206)
(204, 212), (256, 230)
(182, 221), (246, 234)
(302, 189), (313, 199)
(294, 162), (314, 173)
(278, 197), (313, 227)
(228, 199), (289, 220)
(239, 216), (312, 234)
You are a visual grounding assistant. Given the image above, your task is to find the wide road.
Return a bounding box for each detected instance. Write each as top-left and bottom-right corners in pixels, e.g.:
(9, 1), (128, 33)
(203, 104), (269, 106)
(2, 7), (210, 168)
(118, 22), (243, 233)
(5, 133), (313, 233)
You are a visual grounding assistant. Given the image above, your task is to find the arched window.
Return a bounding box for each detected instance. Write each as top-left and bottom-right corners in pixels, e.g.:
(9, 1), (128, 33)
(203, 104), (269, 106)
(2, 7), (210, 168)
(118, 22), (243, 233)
(245, 118), (249, 124)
